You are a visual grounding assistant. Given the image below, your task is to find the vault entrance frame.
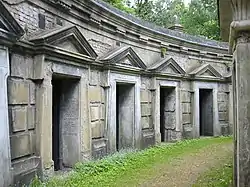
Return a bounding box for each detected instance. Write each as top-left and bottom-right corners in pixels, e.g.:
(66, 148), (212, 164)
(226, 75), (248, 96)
(199, 88), (214, 136)
(36, 61), (88, 173)
(52, 74), (81, 171)
(192, 82), (219, 137)
(153, 80), (181, 143)
(107, 73), (141, 153)
(115, 83), (135, 151)
(160, 86), (176, 142)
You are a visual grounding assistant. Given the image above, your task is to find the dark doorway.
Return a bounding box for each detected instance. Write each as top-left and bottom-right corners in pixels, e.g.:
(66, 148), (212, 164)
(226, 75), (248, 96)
(116, 83), (135, 151)
(52, 78), (61, 171)
(160, 87), (176, 142)
(199, 89), (213, 136)
(52, 75), (80, 171)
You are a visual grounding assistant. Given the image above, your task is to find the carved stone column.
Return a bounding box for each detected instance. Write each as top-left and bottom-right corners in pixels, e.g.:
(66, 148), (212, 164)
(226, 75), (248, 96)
(230, 0), (250, 186)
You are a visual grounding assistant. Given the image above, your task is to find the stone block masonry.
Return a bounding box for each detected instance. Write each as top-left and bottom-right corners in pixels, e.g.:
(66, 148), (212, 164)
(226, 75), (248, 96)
(181, 89), (193, 139)
(7, 52), (37, 185)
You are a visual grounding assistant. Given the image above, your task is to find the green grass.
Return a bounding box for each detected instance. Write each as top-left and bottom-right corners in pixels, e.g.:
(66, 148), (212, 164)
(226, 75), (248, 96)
(192, 154), (233, 187)
(31, 136), (232, 187)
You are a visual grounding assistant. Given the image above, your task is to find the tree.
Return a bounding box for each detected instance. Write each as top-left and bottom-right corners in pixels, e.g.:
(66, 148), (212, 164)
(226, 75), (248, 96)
(103, 0), (220, 40)
(135, 0), (154, 21)
(181, 0), (220, 40)
(103, 0), (135, 13)
(152, 0), (185, 27)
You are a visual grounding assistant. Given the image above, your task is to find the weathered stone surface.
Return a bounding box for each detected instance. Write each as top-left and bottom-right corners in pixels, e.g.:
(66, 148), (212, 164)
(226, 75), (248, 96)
(165, 130), (182, 142)
(89, 70), (99, 86)
(92, 139), (107, 159)
(29, 81), (36, 104)
(100, 104), (105, 120)
(182, 113), (191, 124)
(12, 156), (41, 179)
(10, 54), (33, 78)
(162, 88), (176, 112)
(0, 46), (13, 186)
(8, 79), (29, 104)
(30, 131), (36, 154)
(221, 124), (229, 136)
(218, 102), (227, 112)
(164, 112), (176, 129)
(90, 105), (99, 122)
(181, 91), (191, 103)
(182, 103), (191, 113)
(217, 92), (228, 102)
(140, 90), (149, 103)
(218, 83), (229, 92)
(27, 106), (35, 130)
(141, 129), (155, 149)
(141, 116), (149, 129)
(10, 106), (27, 132)
(183, 124), (193, 139)
(141, 104), (151, 116)
(12, 156), (42, 187)
(164, 98), (176, 112)
(89, 86), (102, 103)
(91, 121), (104, 138)
(10, 133), (31, 160)
(219, 111), (228, 121)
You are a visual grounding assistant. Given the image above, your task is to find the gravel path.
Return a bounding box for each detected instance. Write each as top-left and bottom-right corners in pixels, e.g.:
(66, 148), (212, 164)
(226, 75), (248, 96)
(139, 140), (232, 187)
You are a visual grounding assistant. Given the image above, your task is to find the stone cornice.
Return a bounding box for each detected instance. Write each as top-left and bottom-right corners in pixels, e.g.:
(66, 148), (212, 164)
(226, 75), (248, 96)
(0, 0), (24, 45)
(32, 0), (231, 56)
(11, 38), (230, 83)
(89, 0), (228, 50)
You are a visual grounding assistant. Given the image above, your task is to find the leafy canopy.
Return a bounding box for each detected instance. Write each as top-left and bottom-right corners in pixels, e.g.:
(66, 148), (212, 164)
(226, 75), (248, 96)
(103, 0), (220, 40)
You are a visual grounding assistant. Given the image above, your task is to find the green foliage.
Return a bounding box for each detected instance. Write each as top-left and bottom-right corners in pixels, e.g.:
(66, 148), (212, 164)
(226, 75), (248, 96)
(103, 0), (135, 14)
(103, 0), (220, 40)
(181, 0), (220, 40)
(30, 175), (43, 187)
(31, 137), (232, 187)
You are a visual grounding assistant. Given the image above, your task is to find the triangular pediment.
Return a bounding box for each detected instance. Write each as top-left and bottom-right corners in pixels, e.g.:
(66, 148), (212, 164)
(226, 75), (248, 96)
(189, 64), (222, 78)
(99, 46), (147, 69)
(148, 57), (186, 75)
(29, 25), (97, 58)
(0, 1), (24, 39)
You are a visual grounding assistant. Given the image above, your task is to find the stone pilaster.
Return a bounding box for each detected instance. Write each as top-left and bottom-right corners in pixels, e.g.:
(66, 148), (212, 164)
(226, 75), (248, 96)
(0, 46), (12, 187)
(233, 34), (250, 187)
(230, 1), (250, 186)
(35, 58), (53, 177)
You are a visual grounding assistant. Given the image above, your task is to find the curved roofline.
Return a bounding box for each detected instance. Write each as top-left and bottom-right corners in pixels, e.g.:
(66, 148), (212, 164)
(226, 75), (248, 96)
(91, 0), (229, 51)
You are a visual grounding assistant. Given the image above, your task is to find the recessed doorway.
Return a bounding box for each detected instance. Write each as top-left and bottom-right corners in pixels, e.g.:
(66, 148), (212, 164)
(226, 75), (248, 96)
(160, 87), (176, 142)
(199, 89), (213, 136)
(52, 75), (80, 171)
(116, 83), (135, 151)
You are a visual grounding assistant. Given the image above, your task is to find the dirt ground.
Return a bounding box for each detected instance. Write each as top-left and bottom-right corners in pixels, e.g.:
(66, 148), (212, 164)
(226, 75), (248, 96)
(139, 141), (232, 187)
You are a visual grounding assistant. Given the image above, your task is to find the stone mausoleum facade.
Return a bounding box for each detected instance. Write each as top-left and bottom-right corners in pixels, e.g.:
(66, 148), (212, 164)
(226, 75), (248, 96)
(0, 0), (232, 186)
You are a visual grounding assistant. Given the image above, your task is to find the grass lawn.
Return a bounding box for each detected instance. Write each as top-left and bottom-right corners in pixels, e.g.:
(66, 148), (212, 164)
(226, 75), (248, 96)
(192, 154), (233, 187)
(31, 136), (232, 187)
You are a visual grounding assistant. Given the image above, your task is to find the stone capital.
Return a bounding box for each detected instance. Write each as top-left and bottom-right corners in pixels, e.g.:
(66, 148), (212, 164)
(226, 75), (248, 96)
(229, 0), (250, 53)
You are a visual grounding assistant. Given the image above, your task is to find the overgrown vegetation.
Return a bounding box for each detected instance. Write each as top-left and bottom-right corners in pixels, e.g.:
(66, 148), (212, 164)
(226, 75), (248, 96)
(102, 0), (220, 40)
(30, 137), (232, 187)
(193, 154), (233, 187)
